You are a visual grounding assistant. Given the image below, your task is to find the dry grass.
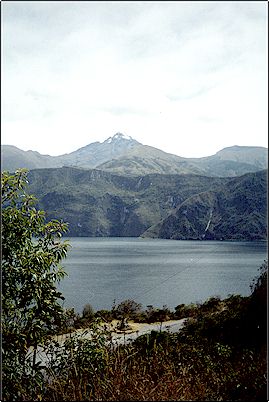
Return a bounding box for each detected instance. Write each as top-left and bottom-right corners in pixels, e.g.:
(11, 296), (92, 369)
(44, 334), (267, 401)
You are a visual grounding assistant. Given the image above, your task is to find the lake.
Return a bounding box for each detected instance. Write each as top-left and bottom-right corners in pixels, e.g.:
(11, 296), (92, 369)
(58, 237), (267, 314)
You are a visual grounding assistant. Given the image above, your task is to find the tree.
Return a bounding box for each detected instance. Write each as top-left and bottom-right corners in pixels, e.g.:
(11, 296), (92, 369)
(82, 303), (95, 322)
(114, 299), (142, 330)
(2, 169), (70, 400)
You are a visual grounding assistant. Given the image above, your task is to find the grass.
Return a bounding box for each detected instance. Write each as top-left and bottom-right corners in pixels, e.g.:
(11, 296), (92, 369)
(43, 329), (266, 401)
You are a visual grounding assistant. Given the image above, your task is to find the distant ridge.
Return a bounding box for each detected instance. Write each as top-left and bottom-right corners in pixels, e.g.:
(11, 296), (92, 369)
(1, 133), (267, 177)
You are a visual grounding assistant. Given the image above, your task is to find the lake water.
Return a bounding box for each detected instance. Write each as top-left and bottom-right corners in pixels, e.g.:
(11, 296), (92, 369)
(59, 237), (267, 314)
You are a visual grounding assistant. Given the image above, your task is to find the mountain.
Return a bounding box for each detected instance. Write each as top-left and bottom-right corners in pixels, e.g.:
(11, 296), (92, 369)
(186, 146), (268, 177)
(213, 145), (268, 167)
(1, 133), (140, 173)
(26, 167), (267, 240)
(143, 170), (267, 241)
(96, 144), (204, 176)
(0, 145), (60, 172)
(98, 145), (268, 177)
(59, 133), (140, 168)
(2, 133), (267, 178)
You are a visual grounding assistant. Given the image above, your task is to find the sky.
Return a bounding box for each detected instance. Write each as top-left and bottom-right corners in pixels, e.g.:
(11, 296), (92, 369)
(2, 1), (268, 158)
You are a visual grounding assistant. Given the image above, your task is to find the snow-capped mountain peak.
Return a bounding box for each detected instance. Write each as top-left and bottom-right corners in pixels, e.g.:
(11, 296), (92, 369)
(105, 132), (134, 144)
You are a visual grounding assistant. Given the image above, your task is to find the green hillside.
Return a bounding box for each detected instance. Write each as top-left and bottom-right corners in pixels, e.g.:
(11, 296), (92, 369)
(143, 170), (267, 240)
(27, 167), (267, 240)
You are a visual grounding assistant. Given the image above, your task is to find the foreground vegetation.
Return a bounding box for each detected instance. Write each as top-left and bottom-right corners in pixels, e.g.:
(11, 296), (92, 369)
(2, 170), (267, 401)
(40, 262), (268, 401)
(4, 264), (267, 401)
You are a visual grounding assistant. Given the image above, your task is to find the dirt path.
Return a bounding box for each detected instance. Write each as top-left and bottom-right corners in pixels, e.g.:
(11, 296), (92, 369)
(52, 318), (188, 344)
(33, 318), (188, 366)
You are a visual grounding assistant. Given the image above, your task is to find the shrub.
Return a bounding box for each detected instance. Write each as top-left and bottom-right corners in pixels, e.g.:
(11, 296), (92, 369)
(95, 309), (114, 323)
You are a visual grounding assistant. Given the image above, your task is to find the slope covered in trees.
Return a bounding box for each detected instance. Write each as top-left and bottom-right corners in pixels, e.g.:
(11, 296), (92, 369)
(144, 170), (267, 240)
(25, 167), (267, 240)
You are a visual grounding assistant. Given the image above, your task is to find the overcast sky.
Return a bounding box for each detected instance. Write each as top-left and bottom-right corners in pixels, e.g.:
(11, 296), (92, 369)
(2, 1), (268, 157)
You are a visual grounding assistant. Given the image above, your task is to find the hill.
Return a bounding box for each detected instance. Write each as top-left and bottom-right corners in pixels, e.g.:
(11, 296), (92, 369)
(96, 144), (203, 176)
(143, 170), (267, 240)
(27, 167), (267, 240)
(1, 145), (61, 171)
(98, 144), (268, 177)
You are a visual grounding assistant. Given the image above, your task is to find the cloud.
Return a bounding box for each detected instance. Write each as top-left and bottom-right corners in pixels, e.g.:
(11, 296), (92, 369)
(167, 85), (216, 102)
(2, 1), (267, 157)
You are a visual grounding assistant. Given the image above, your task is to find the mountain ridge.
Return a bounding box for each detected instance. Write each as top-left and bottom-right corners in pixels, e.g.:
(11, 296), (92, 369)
(26, 166), (267, 240)
(2, 133), (267, 177)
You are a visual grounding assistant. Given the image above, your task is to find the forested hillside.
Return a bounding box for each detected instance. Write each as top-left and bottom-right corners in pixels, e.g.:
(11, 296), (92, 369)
(26, 167), (267, 240)
(144, 170), (267, 240)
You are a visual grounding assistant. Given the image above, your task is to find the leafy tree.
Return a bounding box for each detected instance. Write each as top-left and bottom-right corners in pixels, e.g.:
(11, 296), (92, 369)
(2, 169), (70, 400)
(114, 299), (142, 329)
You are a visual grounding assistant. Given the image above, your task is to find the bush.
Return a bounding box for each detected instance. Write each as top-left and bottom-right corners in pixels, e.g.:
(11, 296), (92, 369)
(174, 302), (199, 319)
(95, 309), (114, 323)
(44, 321), (110, 400)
